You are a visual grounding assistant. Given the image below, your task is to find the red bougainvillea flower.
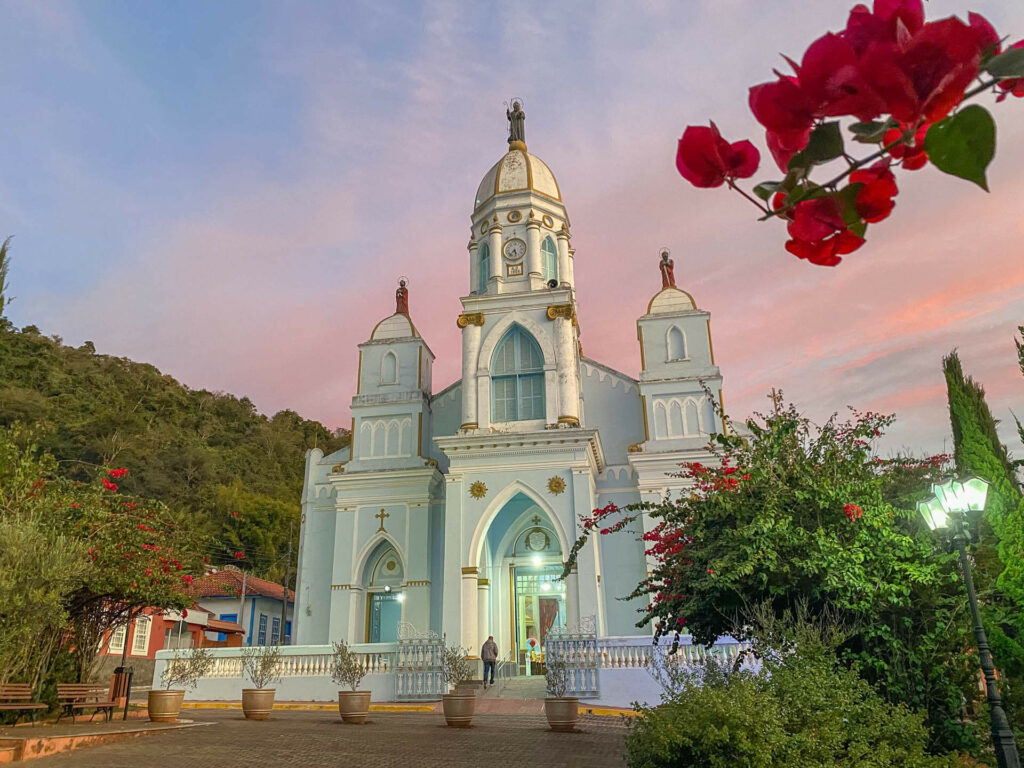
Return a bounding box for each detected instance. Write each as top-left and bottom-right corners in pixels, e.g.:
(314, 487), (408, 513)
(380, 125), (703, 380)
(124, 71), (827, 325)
(850, 161), (898, 222)
(997, 41), (1024, 101)
(182, 574), (193, 584)
(707, 568), (714, 575)
(108, 467), (129, 479)
(968, 12), (1001, 58)
(786, 197), (866, 267)
(883, 124), (929, 169)
(843, 1), (925, 55)
(799, 33), (887, 120)
(766, 127), (811, 172)
(749, 76), (814, 135)
(859, 16), (981, 124)
(102, 477), (118, 492)
(844, 503), (864, 520)
(182, 608), (188, 618)
(676, 122), (760, 188)
(233, 551), (245, 560)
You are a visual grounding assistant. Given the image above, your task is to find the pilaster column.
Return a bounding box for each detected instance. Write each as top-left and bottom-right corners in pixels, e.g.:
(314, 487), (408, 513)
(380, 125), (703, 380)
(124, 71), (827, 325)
(565, 563), (580, 627)
(468, 241), (479, 295)
(556, 228), (571, 288)
(547, 305), (581, 426)
(477, 578), (491, 651)
(487, 223), (502, 287)
(402, 582), (431, 632)
(571, 468), (605, 635)
(442, 476), (464, 643)
(526, 215), (542, 288)
(457, 314), (484, 430)
(567, 248), (576, 286)
(461, 566), (479, 654)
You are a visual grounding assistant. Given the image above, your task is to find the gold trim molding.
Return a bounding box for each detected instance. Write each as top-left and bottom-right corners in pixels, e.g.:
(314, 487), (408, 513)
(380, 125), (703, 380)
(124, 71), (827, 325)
(457, 312), (485, 328)
(557, 416), (580, 426)
(331, 584), (353, 590)
(405, 579), (431, 587)
(461, 566), (479, 575)
(546, 304), (577, 324)
(478, 578), (490, 586)
(469, 480), (488, 499)
(547, 476), (566, 495)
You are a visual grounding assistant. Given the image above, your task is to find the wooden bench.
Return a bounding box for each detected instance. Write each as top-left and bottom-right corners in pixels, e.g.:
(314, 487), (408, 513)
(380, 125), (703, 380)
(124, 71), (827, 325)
(56, 684), (117, 723)
(0, 684), (47, 723)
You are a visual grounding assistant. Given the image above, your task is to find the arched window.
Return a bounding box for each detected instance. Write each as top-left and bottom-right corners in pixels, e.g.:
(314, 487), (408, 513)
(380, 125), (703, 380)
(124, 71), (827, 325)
(541, 237), (558, 283)
(491, 326), (545, 422)
(380, 351), (398, 384)
(667, 326), (686, 361)
(478, 243), (490, 294)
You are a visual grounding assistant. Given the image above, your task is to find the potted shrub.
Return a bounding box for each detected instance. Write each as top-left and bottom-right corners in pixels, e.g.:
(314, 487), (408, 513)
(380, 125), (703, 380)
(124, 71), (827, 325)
(149, 646), (214, 723)
(331, 640), (370, 724)
(240, 645), (283, 720)
(440, 644), (476, 727)
(543, 651), (579, 732)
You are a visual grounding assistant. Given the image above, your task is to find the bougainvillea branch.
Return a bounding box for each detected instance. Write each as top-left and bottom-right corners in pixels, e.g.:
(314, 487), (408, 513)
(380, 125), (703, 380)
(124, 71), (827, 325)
(675, 0), (1024, 266)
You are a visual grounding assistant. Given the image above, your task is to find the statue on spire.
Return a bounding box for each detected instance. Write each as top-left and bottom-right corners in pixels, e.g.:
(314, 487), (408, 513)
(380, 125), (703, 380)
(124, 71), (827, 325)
(506, 100), (525, 147)
(659, 250), (676, 289)
(395, 278), (409, 315)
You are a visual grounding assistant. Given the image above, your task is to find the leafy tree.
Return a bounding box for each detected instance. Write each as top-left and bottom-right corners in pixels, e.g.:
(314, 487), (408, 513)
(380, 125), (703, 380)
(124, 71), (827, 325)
(569, 393), (978, 752)
(0, 322), (348, 582)
(0, 425), (206, 684)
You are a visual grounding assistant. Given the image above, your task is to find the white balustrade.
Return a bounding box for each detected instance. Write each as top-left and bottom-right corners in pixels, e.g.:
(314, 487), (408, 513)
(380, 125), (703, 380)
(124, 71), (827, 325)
(596, 635), (751, 670)
(156, 643), (396, 681)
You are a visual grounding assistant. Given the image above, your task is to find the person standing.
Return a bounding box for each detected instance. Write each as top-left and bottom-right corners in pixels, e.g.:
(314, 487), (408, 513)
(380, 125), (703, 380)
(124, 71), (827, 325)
(481, 635), (498, 687)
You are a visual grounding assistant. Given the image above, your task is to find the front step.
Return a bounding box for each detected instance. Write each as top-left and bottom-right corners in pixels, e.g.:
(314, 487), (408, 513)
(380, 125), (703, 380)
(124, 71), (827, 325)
(485, 676), (548, 700)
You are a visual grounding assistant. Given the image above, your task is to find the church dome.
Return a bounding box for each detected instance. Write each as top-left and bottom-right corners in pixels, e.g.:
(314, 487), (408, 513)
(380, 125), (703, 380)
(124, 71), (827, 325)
(647, 287), (697, 315)
(474, 147), (561, 210)
(370, 313), (419, 340)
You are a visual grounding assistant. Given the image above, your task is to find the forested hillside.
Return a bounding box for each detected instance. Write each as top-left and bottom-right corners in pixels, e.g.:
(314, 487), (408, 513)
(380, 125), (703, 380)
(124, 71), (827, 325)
(0, 320), (348, 583)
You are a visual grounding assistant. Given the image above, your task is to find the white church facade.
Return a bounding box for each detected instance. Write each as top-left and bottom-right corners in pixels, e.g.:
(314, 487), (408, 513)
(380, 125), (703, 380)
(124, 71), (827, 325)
(292, 108), (726, 669)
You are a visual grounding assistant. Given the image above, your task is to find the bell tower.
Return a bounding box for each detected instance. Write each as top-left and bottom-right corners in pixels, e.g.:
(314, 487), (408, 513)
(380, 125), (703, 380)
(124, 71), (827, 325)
(457, 105), (583, 432)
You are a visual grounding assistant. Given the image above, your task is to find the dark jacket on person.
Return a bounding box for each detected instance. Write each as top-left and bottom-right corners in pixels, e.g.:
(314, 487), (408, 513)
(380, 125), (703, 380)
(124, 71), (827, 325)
(481, 640), (499, 661)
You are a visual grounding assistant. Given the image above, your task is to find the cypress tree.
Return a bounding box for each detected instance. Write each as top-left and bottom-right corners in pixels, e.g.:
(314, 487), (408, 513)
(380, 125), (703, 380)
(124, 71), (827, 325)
(943, 351), (1023, 602)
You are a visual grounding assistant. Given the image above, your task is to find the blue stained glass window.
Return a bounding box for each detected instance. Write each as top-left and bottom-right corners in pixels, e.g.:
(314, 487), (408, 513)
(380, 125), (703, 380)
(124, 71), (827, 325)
(491, 327), (545, 422)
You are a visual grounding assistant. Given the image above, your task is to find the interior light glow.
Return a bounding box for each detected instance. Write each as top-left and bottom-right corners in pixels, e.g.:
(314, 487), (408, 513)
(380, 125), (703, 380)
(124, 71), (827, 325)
(532, 555), (542, 567)
(396, 592), (405, 602)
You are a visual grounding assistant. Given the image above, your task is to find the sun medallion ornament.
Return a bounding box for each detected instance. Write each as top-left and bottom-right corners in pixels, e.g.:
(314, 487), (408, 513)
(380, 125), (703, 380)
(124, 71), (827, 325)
(547, 476), (566, 495)
(469, 481), (488, 499)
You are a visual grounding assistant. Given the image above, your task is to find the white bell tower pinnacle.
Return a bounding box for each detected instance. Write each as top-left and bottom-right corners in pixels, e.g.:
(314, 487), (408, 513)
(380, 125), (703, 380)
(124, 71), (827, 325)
(457, 105), (583, 432)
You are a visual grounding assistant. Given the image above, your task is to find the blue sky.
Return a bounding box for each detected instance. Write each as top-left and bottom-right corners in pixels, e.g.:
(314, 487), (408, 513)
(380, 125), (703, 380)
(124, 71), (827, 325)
(2, 0), (1022, 455)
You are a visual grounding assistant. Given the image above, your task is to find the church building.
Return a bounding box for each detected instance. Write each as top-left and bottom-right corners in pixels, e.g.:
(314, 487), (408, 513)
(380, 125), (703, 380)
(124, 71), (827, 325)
(294, 106), (726, 663)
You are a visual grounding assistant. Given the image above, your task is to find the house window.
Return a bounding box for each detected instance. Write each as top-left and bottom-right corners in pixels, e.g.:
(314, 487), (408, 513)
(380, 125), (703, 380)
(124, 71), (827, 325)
(270, 617), (281, 645)
(285, 621), (292, 644)
(257, 614), (268, 646)
(130, 616), (151, 656)
(108, 624), (127, 654)
(491, 326), (545, 422)
(541, 236), (558, 283)
(217, 613), (238, 643)
(478, 243), (490, 293)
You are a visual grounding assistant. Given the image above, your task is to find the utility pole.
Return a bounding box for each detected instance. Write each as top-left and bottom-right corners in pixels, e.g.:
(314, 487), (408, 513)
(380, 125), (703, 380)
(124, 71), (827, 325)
(279, 524), (293, 645)
(237, 570), (249, 645)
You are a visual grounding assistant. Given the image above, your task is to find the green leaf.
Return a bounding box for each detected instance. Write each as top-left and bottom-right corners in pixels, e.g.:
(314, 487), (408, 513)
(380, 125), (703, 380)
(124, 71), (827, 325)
(924, 106), (995, 191)
(849, 118), (896, 144)
(985, 47), (1024, 78)
(753, 182), (782, 201)
(788, 122), (844, 171)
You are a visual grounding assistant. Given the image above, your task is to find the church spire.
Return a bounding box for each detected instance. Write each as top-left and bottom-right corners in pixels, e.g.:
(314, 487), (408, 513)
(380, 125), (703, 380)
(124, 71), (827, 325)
(506, 100), (526, 151)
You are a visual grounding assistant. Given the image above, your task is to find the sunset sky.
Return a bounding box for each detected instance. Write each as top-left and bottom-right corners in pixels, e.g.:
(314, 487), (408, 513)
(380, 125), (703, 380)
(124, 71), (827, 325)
(3, 1), (1022, 457)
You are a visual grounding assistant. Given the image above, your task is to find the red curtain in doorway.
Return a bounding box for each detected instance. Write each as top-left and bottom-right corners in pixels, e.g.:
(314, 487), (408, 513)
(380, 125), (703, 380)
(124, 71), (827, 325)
(539, 598), (559, 646)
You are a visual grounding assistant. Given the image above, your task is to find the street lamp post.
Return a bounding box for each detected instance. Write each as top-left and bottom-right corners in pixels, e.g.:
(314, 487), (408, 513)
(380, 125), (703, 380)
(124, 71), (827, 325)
(919, 478), (1020, 768)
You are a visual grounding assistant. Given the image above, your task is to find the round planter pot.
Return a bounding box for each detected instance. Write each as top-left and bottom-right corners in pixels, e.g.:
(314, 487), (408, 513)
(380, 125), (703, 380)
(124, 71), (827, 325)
(337, 690), (372, 724)
(148, 689), (185, 723)
(441, 693), (476, 727)
(241, 689), (277, 721)
(544, 697), (579, 732)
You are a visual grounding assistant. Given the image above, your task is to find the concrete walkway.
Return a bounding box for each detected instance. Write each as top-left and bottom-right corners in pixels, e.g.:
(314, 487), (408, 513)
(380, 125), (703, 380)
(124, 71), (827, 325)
(28, 709), (629, 767)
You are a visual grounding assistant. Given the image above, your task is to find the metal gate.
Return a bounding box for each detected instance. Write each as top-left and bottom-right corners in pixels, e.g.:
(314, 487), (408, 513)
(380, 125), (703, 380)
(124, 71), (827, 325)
(394, 622), (445, 701)
(545, 616), (599, 697)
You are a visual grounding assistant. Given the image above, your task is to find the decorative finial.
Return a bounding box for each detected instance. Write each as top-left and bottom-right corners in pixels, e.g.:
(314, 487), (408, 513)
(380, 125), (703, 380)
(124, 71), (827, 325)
(659, 249), (675, 289)
(395, 277), (409, 315)
(506, 99), (526, 151)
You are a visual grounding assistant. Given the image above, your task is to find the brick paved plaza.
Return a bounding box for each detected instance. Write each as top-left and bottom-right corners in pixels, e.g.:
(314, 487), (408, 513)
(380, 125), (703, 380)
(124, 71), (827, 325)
(31, 709), (630, 767)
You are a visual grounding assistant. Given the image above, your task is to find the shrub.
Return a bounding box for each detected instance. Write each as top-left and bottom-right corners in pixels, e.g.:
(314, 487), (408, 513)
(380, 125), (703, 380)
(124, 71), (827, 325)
(441, 644), (473, 692)
(627, 638), (959, 768)
(241, 645), (282, 690)
(161, 647), (214, 691)
(329, 641), (365, 691)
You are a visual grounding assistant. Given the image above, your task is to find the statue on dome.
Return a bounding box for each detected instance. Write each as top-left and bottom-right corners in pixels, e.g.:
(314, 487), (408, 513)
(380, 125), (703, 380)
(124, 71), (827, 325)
(506, 101), (525, 146)
(395, 279), (409, 315)
(659, 250), (676, 289)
